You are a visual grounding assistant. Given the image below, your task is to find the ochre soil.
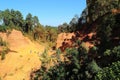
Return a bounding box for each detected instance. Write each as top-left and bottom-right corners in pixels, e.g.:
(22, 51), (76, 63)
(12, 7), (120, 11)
(0, 29), (45, 80)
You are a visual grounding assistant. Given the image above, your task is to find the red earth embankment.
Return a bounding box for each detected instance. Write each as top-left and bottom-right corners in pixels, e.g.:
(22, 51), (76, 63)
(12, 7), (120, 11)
(56, 31), (96, 52)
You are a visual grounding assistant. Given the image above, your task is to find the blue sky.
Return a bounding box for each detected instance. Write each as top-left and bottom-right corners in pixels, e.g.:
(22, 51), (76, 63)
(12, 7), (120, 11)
(0, 0), (86, 26)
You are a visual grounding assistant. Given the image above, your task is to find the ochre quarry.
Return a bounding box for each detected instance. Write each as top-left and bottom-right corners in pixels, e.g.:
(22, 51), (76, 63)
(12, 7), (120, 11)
(0, 29), (45, 80)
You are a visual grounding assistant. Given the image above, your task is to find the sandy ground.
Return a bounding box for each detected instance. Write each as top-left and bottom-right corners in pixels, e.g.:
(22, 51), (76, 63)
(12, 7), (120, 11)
(0, 30), (45, 80)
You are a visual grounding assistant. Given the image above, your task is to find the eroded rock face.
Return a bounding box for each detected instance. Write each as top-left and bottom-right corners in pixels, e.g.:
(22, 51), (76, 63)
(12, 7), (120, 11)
(56, 32), (75, 51)
(56, 31), (96, 52)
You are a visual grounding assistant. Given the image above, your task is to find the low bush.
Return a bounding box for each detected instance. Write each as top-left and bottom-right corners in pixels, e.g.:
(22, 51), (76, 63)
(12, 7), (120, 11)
(0, 37), (8, 46)
(0, 37), (9, 60)
(95, 61), (120, 80)
(0, 47), (9, 60)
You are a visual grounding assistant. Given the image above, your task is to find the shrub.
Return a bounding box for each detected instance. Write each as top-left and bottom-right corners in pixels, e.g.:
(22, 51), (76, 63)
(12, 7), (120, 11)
(95, 61), (120, 80)
(1, 47), (9, 60)
(0, 37), (8, 46)
(87, 60), (101, 74)
(104, 46), (120, 59)
(0, 37), (9, 60)
(112, 46), (120, 58)
(32, 45), (91, 80)
(104, 49), (111, 56)
(39, 49), (55, 66)
(1, 50), (6, 60)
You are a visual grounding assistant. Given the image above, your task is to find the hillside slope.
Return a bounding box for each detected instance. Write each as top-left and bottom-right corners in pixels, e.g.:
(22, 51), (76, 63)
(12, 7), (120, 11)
(0, 29), (45, 80)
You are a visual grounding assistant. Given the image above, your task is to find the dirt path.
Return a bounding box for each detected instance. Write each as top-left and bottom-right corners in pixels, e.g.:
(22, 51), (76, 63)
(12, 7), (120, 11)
(0, 30), (45, 80)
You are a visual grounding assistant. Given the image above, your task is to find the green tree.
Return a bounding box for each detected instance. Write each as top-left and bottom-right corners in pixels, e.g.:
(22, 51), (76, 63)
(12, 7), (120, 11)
(0, 9), (24, 30)
(104, 46), (120, 60)
(33, 25), (45, 40)
(69, 15), (79, 32)
(10, 9), (24, 27)
(15, 10), (24, 27)
(45, 25), (57, 42)
(32, 16), (40, 27)
(2, 9), (11, 26)
(25, 13), (33, 33)
(0, 10), (3, 24)
(58, 22), (69, 33)
(87, 0), (119, 24)
(97, 14), (117, 53)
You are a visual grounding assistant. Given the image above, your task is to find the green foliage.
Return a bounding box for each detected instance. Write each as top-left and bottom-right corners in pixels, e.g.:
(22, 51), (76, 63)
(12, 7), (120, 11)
(0, 37), (9, 60)
(25, 13), (33, 33)
(0, 25), (7, 32)
(0, 9), (24, 28)
(66, 48), (81, 70)
(25, 13), (40, 33)
(97, 13), (119, 53)
(39, 49), (55, 66)
(1, 48), (6, 60)
(0, 37), (8, 46)
(112, 46), (120, 58)
(56, 49), (61, 61)
(104, 46), (120, 59)
(58, 22), (69, 33)
(45, 25), (58, 42)
(89, 46), (98, 53)
(69, 15), (79, 32)
(33, 25), (45, 40)
(32, 16), (40, 27)
(87, 60), (101, 74)
(97, 14), (114, 38)
(32, 43), (94, 80)
(104, 49), (111, 56)
(32, 49), (57, 80)
(95, 61), (120, 80)
(58, 14), (82, 33)
(0, 47), (9, 60)
(87, 0), (119, 23)
(32, 25), (58, 47)
(41, 62), (66, 80)
(41, 47), (82, 80)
